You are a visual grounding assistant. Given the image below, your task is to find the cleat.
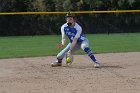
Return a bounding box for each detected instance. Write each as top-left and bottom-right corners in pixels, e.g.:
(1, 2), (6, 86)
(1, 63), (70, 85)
(94, 61), (101, 68)
(51, 61), (62, 67)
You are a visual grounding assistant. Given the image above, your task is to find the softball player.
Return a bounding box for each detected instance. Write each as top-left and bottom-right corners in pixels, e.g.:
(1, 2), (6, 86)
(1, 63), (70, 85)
(51, 13), (101, 68)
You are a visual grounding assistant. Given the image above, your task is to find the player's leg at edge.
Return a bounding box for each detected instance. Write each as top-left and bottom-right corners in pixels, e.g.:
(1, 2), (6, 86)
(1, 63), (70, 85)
(51, 43), (71, 67)
(84, 47), (101, 68)
(81, 39), (101, 68)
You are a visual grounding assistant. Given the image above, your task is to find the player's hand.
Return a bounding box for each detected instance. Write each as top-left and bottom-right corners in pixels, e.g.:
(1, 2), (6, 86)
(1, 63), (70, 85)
(56, 43), (64, 49)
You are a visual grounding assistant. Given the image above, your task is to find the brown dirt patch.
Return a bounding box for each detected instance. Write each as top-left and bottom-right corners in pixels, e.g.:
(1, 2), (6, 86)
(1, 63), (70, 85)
(0, 52), (140, 93)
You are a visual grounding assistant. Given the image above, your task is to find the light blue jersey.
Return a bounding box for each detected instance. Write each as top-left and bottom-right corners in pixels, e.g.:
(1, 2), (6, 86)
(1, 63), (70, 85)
(61, 23), (86, 43)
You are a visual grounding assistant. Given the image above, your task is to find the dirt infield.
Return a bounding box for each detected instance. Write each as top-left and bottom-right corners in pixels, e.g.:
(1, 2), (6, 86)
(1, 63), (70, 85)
(0, 52), (140, 93)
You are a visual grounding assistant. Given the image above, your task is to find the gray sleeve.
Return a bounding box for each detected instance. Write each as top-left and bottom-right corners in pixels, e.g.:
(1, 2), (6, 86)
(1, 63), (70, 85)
(75, 24), (82, 38)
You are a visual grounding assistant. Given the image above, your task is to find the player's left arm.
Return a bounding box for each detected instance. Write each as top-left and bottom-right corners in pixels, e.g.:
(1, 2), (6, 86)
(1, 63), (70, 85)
(69, 25), (82, 52)
(69, 38), (78, 51)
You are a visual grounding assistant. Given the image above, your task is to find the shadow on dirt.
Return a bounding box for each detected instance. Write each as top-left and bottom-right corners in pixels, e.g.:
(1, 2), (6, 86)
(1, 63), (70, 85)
(61, 64), (124, 70)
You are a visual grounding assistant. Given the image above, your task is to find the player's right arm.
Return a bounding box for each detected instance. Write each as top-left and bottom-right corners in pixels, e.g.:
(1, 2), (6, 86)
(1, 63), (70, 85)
(61, 25), (66, 46)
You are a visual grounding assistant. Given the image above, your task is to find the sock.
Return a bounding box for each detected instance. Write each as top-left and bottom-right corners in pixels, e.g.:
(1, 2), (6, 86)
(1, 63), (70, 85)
(57, 58), (62, 63)
(84, 47), (97, 63)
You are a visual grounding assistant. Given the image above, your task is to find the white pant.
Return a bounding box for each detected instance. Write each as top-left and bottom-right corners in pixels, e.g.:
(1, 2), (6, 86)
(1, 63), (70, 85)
(57, 38), (89, 60)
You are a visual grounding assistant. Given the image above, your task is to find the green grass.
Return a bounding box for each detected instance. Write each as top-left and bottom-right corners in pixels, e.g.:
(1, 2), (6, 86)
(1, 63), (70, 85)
(0, 33), (140, 59)
(87, 33), (140, 53)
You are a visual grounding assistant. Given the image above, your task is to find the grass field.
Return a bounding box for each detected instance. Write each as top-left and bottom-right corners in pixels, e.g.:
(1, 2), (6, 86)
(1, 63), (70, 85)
(0, 33), (140, 59)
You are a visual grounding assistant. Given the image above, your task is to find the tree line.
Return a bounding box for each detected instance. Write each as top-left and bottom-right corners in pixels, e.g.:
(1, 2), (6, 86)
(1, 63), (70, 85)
(0, 0), (140, 36)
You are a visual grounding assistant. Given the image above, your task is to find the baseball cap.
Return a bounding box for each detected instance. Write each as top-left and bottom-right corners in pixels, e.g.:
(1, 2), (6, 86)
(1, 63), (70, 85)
(65, 12), (75, 18)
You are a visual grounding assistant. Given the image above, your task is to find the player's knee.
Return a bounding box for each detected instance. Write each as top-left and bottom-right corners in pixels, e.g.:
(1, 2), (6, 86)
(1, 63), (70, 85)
(81, 40), (89, 50)
(57, 53), (64, 60)
(57, 54), (62, 60)
(81, 44), (88, 50)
